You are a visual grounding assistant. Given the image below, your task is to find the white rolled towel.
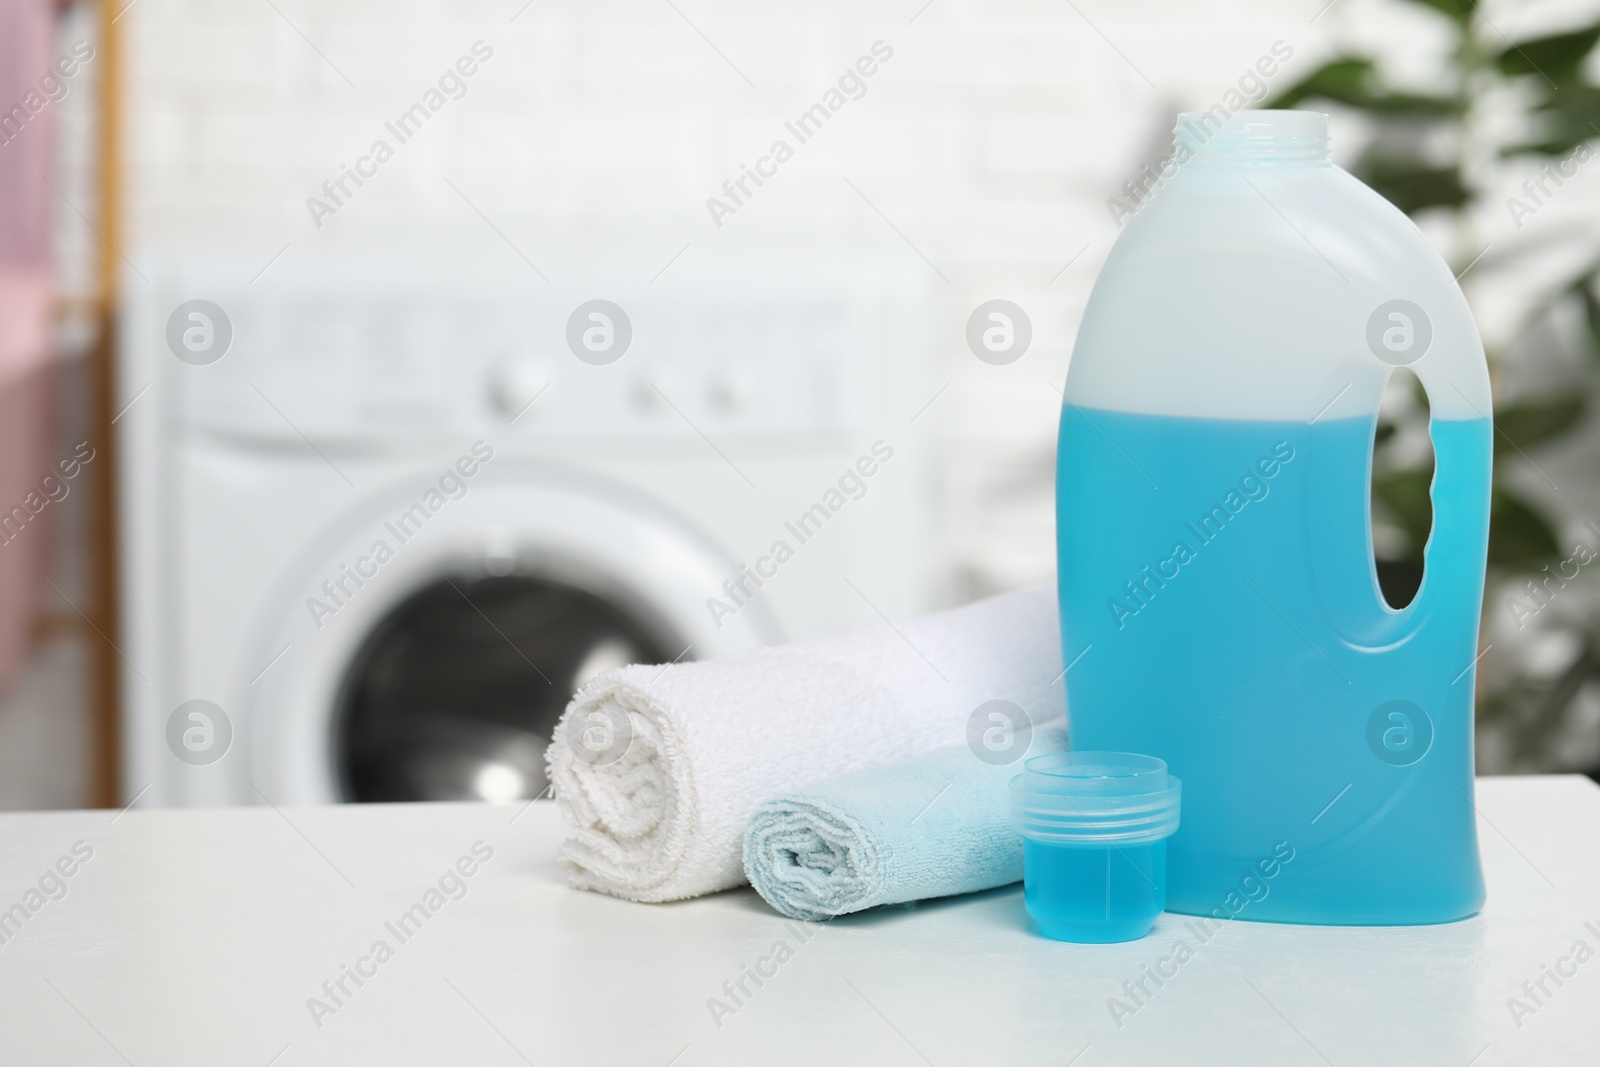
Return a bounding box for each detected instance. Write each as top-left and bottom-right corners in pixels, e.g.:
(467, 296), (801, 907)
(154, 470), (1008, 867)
(546, 585), (1063, 902)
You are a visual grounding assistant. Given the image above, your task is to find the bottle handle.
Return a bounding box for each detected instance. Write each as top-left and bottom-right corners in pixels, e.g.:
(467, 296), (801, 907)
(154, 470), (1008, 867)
(1306, 361), (1490, 647)
(1401, 370), (1493, 638)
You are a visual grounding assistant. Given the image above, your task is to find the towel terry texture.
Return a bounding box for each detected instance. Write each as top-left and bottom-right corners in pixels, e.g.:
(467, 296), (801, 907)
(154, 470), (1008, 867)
(744, 721), (1070, 920)
(547, 585), (1062, 902)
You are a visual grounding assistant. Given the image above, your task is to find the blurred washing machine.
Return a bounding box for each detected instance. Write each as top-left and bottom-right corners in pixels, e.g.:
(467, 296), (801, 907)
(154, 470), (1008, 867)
(120, 248), (930, 807)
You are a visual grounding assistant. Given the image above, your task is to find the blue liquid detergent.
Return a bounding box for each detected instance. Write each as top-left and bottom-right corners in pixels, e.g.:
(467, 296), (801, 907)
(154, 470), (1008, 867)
(1057, 405), (1491, 925)
(1023, 839), (1165, 943)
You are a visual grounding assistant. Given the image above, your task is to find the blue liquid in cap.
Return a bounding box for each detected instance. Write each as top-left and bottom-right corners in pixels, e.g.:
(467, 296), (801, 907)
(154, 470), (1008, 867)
(1057, 406), (1490, 925)
(1023, 839), (1166, 943)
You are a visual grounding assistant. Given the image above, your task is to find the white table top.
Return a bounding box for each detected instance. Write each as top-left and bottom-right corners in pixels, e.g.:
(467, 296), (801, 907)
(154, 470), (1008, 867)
(0, 775), (1595, 1066)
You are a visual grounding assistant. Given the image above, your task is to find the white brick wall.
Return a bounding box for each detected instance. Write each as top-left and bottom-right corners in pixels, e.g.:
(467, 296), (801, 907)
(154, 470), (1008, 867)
(117, 0), (1402, 598)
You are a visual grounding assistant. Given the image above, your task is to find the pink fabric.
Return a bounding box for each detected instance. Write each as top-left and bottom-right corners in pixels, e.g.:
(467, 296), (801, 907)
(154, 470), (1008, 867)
(0, 267), (52, 385)
(0, 0), (56, 270)
(0, 0), (59, 692)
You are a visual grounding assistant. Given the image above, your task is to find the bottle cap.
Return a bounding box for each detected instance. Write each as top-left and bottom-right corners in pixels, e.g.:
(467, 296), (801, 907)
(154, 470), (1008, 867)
(1010, 751), (1181, 845)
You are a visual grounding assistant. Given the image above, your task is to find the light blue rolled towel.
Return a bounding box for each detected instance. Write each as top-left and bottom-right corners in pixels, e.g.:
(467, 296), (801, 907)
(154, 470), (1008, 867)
(743, 721), (1069, 920)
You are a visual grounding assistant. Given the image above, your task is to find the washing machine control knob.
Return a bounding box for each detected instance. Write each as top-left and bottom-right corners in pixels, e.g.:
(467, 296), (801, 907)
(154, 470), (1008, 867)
(706, 367), (753, 415)
(488, 358), (556, 422)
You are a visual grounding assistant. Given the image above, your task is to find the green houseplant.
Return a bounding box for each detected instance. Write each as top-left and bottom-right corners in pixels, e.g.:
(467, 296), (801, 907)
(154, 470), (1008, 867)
(1268, 0), (1600, 774)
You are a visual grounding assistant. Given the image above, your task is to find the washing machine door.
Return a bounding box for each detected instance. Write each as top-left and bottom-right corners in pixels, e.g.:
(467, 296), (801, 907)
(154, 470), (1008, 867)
(244, 463), (776, 805)
(336, 567), (677, 803)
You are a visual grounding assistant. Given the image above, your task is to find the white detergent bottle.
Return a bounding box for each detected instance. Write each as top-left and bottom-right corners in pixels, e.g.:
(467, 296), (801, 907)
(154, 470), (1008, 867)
(1057, 110), (1492, 924)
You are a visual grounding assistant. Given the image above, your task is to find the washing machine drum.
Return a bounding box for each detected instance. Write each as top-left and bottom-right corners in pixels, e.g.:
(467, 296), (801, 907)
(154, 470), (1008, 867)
(335, 573), (677, 803)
